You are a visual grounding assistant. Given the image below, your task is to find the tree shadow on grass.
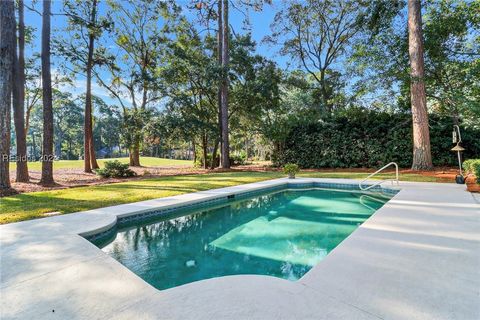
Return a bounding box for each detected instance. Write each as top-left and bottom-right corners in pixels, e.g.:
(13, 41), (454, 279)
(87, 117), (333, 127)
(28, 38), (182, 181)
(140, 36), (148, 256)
(1, 172), (283, 224)
(1, 192), (136, 224)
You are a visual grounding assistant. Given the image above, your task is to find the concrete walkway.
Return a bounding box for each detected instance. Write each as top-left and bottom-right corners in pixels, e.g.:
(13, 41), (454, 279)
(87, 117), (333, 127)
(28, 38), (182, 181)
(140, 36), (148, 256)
(1, 178), (479, 320)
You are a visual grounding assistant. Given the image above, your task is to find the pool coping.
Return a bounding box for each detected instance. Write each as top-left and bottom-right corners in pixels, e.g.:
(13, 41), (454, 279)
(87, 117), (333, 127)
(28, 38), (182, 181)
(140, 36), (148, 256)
(1, 178), (479, 319)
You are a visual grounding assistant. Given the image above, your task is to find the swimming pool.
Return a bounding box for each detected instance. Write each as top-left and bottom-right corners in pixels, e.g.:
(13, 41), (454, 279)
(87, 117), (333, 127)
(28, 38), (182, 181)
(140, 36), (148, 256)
(93, 186), (392, 290)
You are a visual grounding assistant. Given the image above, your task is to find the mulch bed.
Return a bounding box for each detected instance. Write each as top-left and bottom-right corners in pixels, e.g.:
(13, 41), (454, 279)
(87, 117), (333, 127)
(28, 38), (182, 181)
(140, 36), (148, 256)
(1, 166), (205, 196)
(1, 164), (478, 197)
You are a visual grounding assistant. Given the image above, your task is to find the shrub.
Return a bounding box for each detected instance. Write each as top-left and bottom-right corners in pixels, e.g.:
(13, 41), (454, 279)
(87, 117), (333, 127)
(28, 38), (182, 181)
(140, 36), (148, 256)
(283, 163), (299, 177)
(475, 164), (480, 184)
(463, 159), (480, 173)
(230, 152), (247, 166)
(193, 158), (203, 168)
(95, 160), (136, 178)
(463, 159), (480, 184)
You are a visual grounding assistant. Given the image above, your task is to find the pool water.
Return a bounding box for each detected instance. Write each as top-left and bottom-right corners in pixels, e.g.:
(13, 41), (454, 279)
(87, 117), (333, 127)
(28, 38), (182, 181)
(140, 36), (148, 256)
(95, 188), (391, 290)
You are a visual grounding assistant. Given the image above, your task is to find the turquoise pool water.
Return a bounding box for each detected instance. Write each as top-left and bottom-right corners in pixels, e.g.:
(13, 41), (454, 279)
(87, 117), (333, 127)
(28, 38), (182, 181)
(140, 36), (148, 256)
(95, 188), (391, 290)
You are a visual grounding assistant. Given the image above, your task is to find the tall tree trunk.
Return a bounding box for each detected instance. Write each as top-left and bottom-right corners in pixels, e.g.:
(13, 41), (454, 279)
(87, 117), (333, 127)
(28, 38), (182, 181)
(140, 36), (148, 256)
(12, 0), (29, 182)
(88, 111), (98, 169)
(217, 0), (223, 167)
(40, 0), (54, 185)
(0, 0), (15, 190)
(220, 0), (230, 169)
(84, 127), (91, 172)
(408, 0), (433, 171)
(84, 0), (99, 172)
(83, 71), (92, 173)
(319, 69), (332, 113)
(133, 144), (140, 166)
(192, 139), (196, 163)
(129, 139), (140, 166)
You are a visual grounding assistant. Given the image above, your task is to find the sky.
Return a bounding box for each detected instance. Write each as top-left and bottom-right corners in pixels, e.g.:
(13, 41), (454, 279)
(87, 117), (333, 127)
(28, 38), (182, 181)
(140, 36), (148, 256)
(23, 0), (289, 108)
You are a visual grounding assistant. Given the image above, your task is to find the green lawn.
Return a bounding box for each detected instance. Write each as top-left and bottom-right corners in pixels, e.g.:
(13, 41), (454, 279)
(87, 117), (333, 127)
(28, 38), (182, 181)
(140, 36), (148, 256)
(0, 170), (449, 224)
(9, 156), (192, 171)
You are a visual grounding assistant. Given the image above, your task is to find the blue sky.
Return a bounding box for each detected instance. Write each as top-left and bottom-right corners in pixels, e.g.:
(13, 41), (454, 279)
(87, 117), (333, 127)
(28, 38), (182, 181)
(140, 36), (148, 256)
(23, 1), (289, 107)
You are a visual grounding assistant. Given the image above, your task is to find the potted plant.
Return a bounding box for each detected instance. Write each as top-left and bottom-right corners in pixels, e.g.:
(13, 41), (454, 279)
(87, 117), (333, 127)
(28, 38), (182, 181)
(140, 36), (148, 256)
(463, 159), (480, 184)
(283, 163), (299, 179)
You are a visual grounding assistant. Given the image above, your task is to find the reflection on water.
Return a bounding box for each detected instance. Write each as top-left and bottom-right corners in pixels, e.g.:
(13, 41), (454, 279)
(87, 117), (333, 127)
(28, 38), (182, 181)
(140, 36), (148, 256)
(96, 188), (390, 290)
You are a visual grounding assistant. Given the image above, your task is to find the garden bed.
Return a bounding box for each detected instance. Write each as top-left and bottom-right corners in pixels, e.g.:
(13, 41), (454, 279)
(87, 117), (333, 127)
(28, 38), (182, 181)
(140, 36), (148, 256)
(3, 164), (474, 197)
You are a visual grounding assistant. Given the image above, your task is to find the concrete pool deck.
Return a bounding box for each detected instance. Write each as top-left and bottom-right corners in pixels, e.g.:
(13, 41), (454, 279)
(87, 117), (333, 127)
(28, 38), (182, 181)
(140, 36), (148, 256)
(1, 178), (479, 320)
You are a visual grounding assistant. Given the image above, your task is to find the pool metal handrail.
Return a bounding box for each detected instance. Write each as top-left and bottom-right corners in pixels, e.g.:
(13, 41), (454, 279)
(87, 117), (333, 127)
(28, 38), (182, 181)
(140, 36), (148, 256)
(359, 162), (399, 191)
(359, 194), (388, 211)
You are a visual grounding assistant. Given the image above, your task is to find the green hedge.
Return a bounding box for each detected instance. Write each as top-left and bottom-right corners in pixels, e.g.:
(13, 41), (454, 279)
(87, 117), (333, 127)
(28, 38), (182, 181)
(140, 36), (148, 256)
(274, 110), (480, 168)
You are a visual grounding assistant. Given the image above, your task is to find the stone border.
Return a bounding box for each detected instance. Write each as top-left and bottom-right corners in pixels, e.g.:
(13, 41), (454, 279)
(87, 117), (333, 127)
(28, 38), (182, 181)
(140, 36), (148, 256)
(1, 178), (478, 320)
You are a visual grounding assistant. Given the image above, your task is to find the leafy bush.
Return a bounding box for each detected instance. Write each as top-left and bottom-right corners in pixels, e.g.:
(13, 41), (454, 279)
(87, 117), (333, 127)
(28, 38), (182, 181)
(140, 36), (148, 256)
(230, 152), (247, 166)
(463, 159), (480, 184)
(463, 159), (480, 173)
(475, 164), (480, 184)
(274, 109), (480, 168)
(283, 163), (299, 177)
(95, 160), (136, 178)
(193, 158), (203, 168)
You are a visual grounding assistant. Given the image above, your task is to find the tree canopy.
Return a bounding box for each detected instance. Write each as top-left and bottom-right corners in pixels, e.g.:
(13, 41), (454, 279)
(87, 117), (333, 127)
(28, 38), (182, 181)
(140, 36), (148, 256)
(1, 0), (479, 191)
